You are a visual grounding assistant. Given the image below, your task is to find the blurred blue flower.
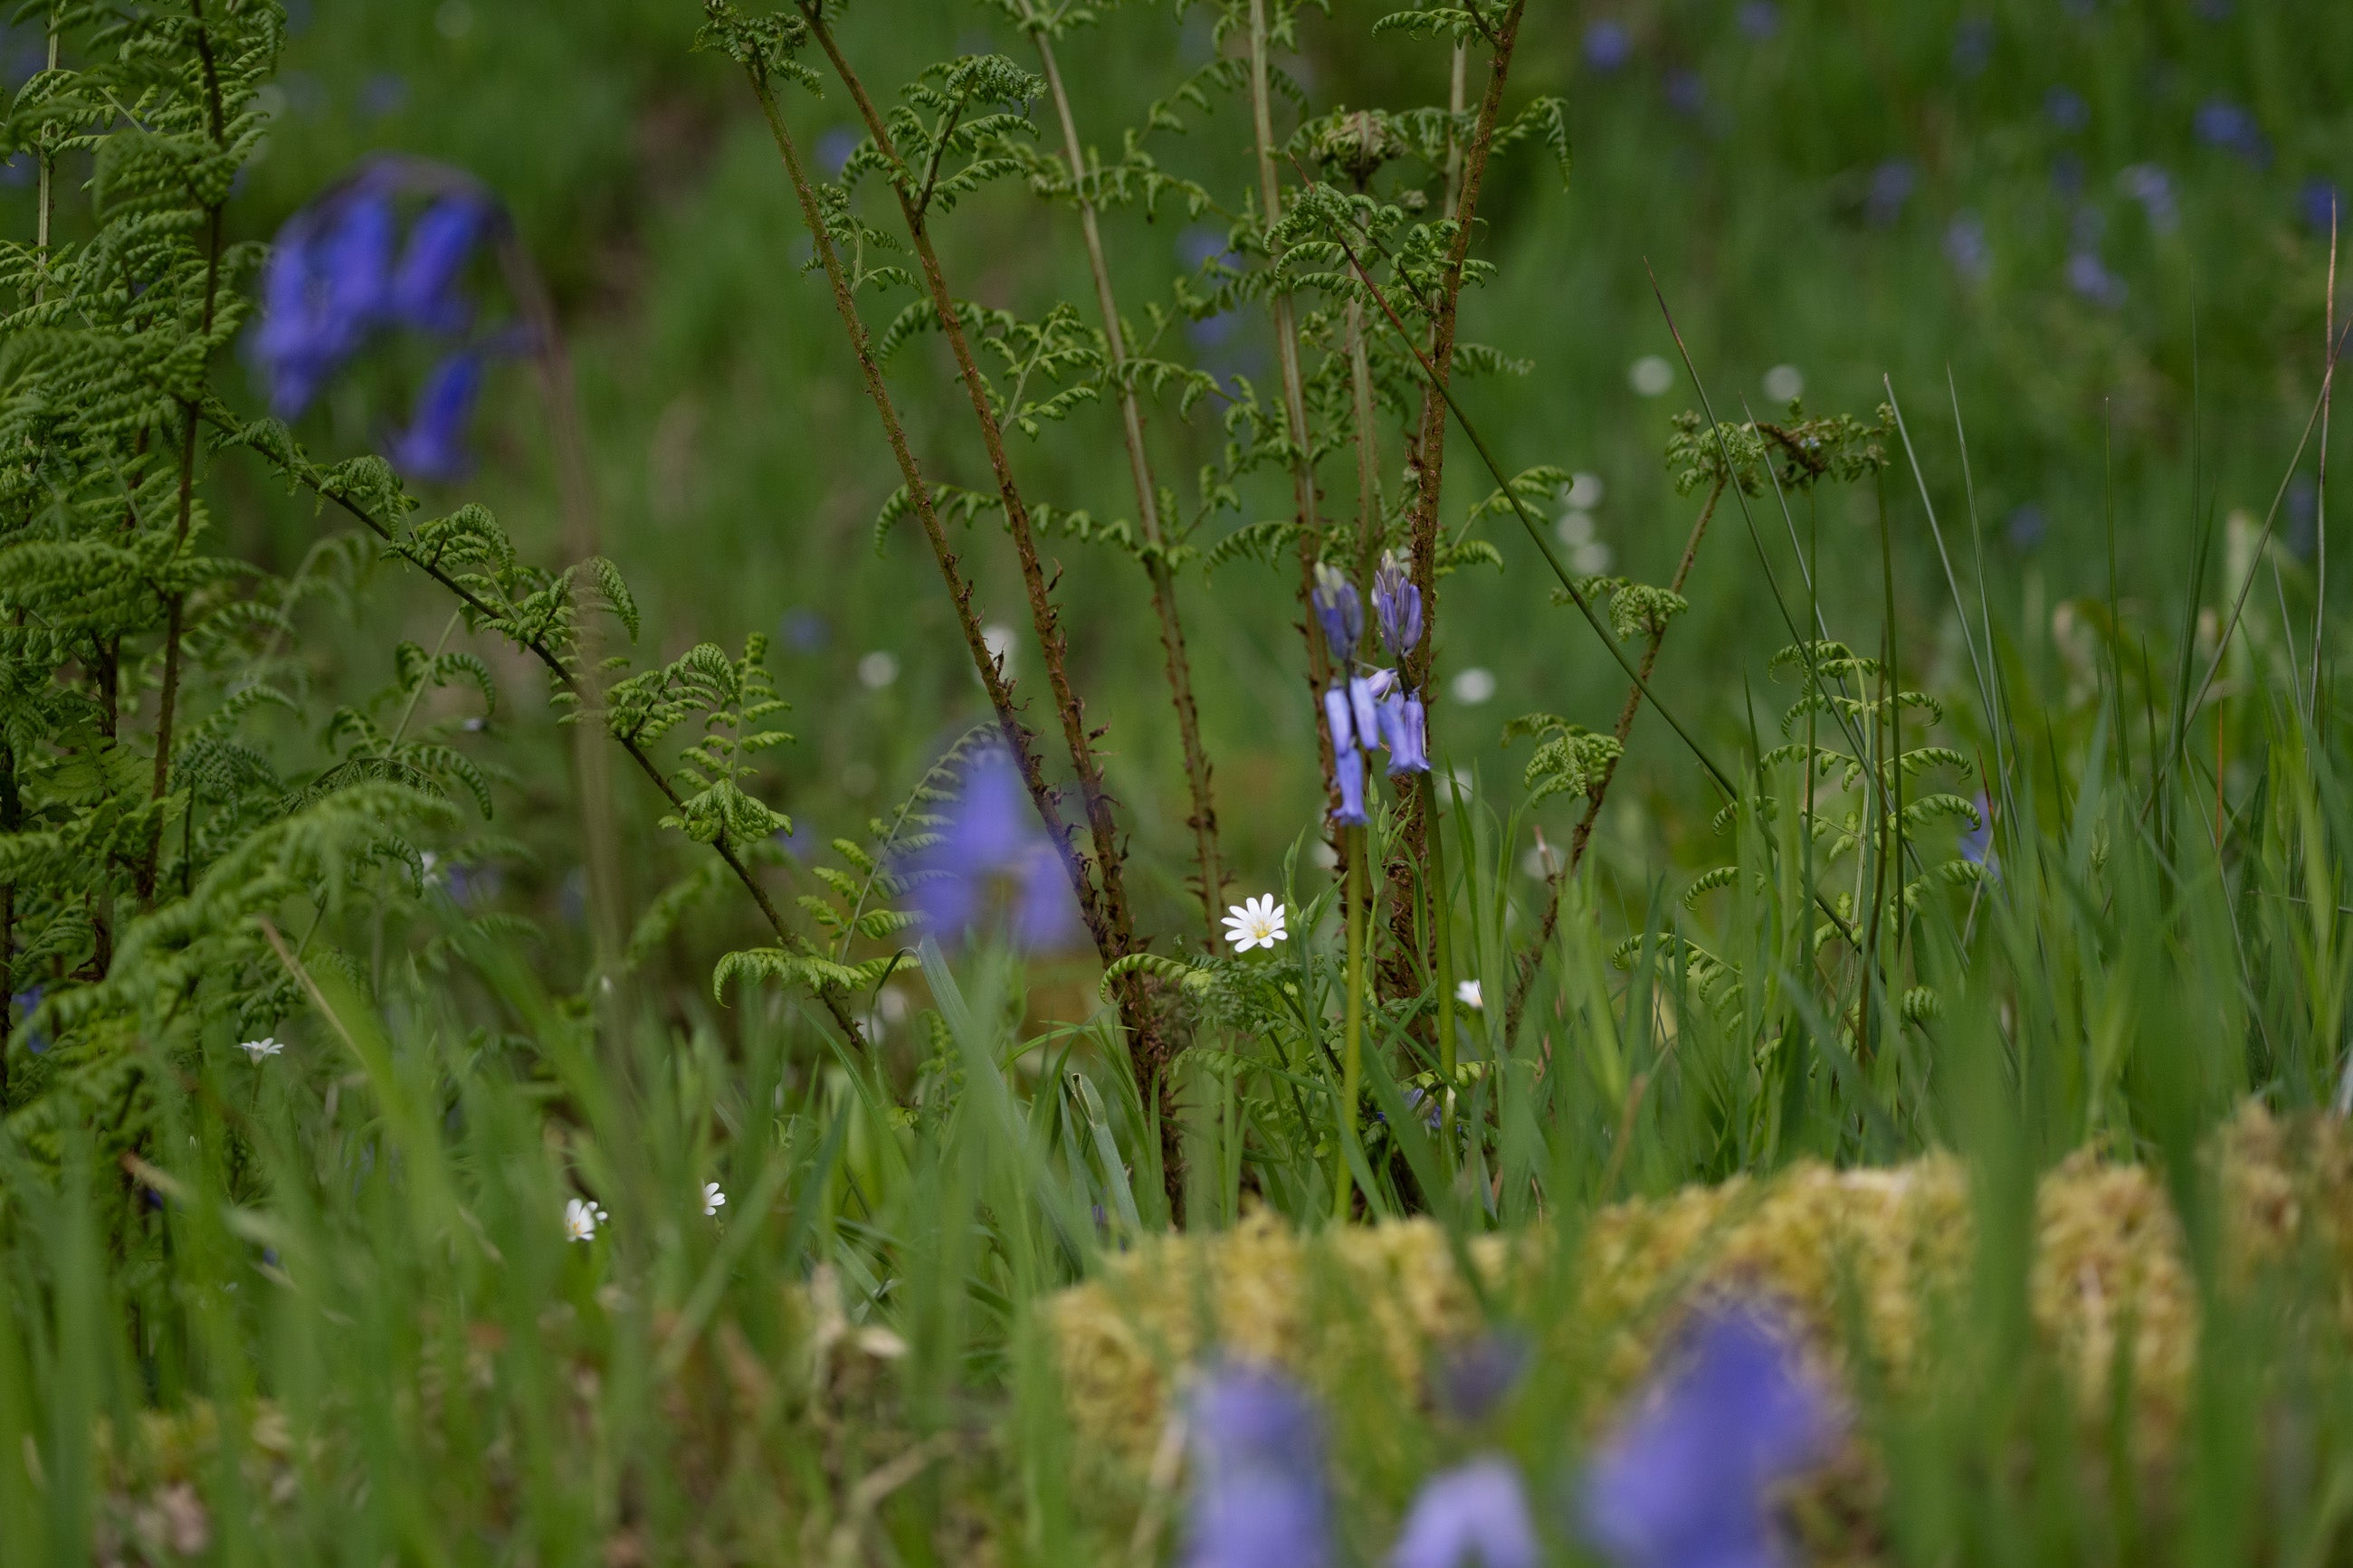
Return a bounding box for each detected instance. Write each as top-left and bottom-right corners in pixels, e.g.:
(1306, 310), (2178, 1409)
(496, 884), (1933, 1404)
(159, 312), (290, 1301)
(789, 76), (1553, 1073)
(253, 185), (396, 417)
(1391, 1455), (1539, 1568)
(818, 125), (861, 177)
(1662, 69), (1705, 118)
(1580, 1303), (1840, 1568)
(773, 820), (822, 860)
(383, 351), (484, 484)
(358, 71), (408, 119)
(779, 606), (832, 652)
(2194, 100), (2271, 168)
(1584, 21), (1632, 74)
(9, 985), (45, 1057)
(2044, 85), (2089, 133)
(1736, 3), (1779, 42)
(1312, 562), (1363, 666)
(2067, 250), (2128, 309)
(1959, 793), (1996, 876)
(1944, 212), (1991, 282)
(1866, 159), (1916, 227)
(2118, 164), (2177, 234)
(2289, 476), (2320, 558)
(389, 194), (494, 333)
(898, 749), (1081, 952)
(1183, 1364), (1332, 1568)
(1373, 551), (1422, 663)
(2051, 150), (2087, 199)
(1950, 16), (1994, 79)
(0, 153), (32, 189)
(1438, 1332), (1529, 1423)
(283, 0), (314, 32)
(2301, 179), (2345, 236)
(2005, 503), (2048, 551)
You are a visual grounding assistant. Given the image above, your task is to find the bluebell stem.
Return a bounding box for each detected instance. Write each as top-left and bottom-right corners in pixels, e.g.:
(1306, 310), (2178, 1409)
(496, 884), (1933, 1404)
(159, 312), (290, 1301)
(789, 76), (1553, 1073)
(390, 192), (495, 334)
(1183, 1364), (1333, 1568)
(1311, 561), (1363, 666)
(896, 749), (1081, 952)
(1389, 1455), (1540, 1568)
(384, 351), (484, 484)
(1580, 1303), (1840, 1568)
(1373, 550), (1422, 664)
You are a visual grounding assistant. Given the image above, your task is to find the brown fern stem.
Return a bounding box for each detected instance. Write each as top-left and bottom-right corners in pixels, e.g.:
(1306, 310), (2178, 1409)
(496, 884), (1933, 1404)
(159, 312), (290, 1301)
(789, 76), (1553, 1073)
(1501, 477), (1726, 1040)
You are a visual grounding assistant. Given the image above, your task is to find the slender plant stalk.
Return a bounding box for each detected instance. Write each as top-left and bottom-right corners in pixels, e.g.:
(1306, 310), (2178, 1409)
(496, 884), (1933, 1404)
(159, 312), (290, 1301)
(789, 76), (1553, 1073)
(1401, 0), (1525, 698)
(801, 10), (1148, 979)
(1422, 769), (1457, 1096)
(2315, 200), (2339, 719)
(138, 0), (228, 906)
(1335, 825), (1367, 1222)
(1502, 478), (1726, 1037)
(1031, 24), (1227, 946)
(1243, 0), (1335, 793)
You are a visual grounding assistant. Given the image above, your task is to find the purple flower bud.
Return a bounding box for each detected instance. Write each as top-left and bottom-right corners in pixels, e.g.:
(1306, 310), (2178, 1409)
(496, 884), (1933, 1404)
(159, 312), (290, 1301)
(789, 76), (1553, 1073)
(1311, 562), (1363, 666)
(1373, 551), (1422, 662)
(1323, 685), (1357, 753)
(383, 351), (484, 483)
(1331, 746), (1368, 827)
(390, 194), (495, 334)
(1390, 1455), (1539, 1568)
(1184, 1364), (1333, 1568)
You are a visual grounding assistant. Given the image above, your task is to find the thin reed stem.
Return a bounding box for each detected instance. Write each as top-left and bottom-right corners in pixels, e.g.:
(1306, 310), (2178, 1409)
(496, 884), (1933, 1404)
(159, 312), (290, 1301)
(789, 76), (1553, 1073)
(1503, 477), (1726, 1037)
(1031, 23), (1227, 947)
(1244, 0), (1336, 798)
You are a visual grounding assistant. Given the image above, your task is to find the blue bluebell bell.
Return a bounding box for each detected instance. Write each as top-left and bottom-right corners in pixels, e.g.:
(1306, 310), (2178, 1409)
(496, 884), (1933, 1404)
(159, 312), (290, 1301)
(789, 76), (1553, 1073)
(253, 185), (396, 417)
(1373, 551), (1422, 663)
(1390, 1456), (1539, 1568)
(1950, 16), (1995, 79)
(2118, 164), (2177, 234)
(1312, 562), (1363, 666)
(1735, 2), (1779, 42)
(1347, 675), (1382, 759)
(9, 985), (44, 1056)
(1438, 1332), (1529, 1423)
(1183, 1364), (1332, 1568)
(1583, 21), (1631, 73)
(1331, 744), (1369, 827)
(2194, 100), (2271, 167)
(2067, 250), (2128, 309)
(1865, 160), (1916, 227)
(2043, 85), (2089, 133)
(384, 351), (484, 484)
(1580, 1303), (1839, 1568)
(391, 194), (495, 334)
(897, 749), (1081, 952)
(1662, 70), (1704, 118)
(1944, 212), (1991, 283)
(2302, 179), (2345, 236)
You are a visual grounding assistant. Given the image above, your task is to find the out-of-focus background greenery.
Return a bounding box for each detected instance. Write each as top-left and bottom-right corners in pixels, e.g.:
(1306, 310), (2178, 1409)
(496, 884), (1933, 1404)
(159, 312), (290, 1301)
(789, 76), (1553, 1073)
(22, 0), (2347, 988)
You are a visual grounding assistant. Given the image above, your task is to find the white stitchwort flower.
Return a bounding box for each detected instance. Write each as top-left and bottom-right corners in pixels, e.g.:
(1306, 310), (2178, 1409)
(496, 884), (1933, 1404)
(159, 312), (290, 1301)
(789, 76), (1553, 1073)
(702, 1182), (728, 1217)
(1223, 894), (1289, 952)
(239, 1037), (284, 1063)
(1456, 979), (1484, 1012)
(564, 1197), (608, 1243)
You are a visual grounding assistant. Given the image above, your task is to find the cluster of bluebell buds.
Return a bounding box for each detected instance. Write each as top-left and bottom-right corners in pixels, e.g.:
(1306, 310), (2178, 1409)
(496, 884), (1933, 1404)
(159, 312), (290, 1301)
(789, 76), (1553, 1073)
(1312, 552), (1429, 826)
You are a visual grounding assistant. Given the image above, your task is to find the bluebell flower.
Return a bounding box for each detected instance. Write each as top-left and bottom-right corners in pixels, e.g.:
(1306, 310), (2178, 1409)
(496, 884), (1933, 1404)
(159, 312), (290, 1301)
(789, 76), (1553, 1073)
(1373, 551), (1422, 663)
(253, 185), (396, 417)
(1583, 21), (1631, 74)
(2066, 250), (2128, 309)
(898, 748), (1081, 952)
(1437, 1332), (1529, 1423)
(2194, 100), (2271, 168)
(1312, 562), (1363, 666)
(1662, 70), (1704, 118)
(1331, 744), (1369, 828)
(1580, 1303), (1840, 1568)
(2005, 504), (2047, 551)
(2051, 150), (2087, 199)
(1865, 159), (1915, 227)
(9, 984), (45, 1056)
(818, 125), (862, 178)
(384, 351), (484, 484)
(2301, 179), (2345, 236)
(390, 194), (495, 334)
(2119, 164), (2177, 234)
(1373, 677), (1430, 777)
(1184, 1364), (1332, 1568)
(358, 71), (408, 119)
(1347, 675), (1382, 762)
(1950, 15), (1995, 79)
(1390, 1455), (1539, 1568)
(1944, 212), (1991, 283)
(779, 607), (832, 652)
(1735, 2), (1778, 42)
(1959, 793), (1997, 879)
(2043, 85), (2089, 134)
